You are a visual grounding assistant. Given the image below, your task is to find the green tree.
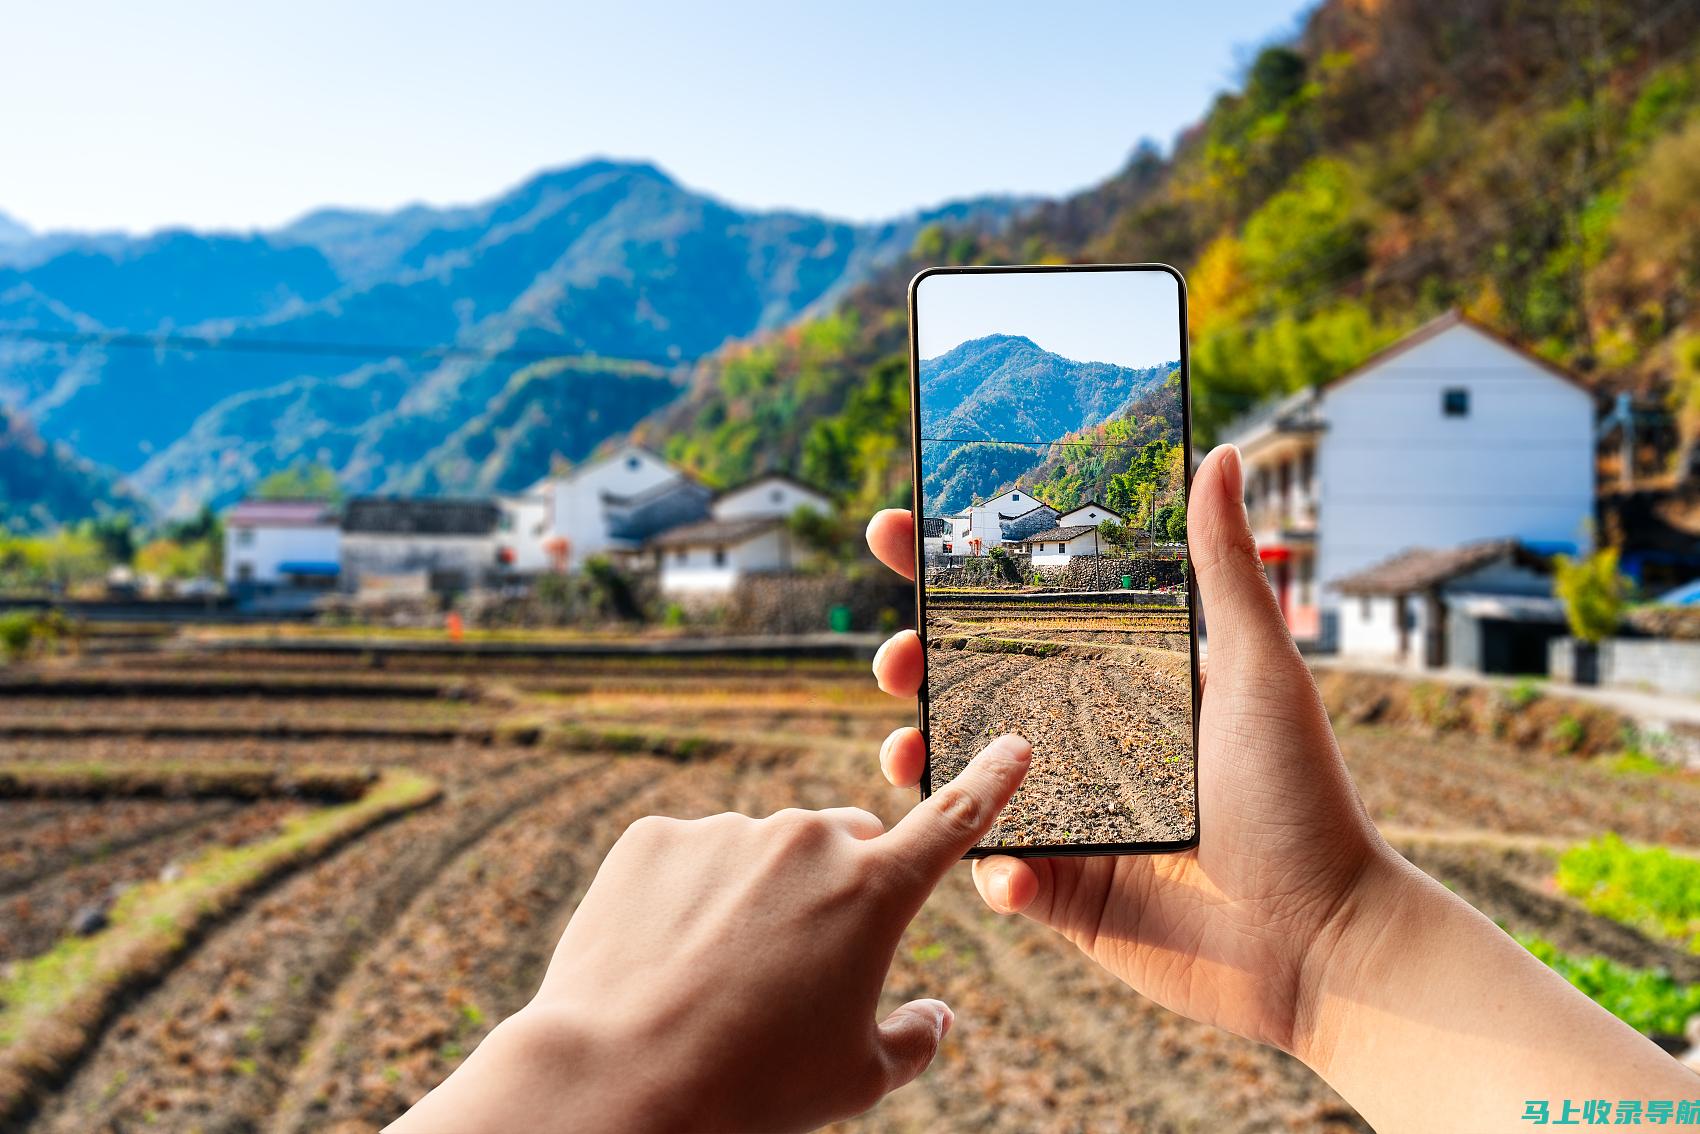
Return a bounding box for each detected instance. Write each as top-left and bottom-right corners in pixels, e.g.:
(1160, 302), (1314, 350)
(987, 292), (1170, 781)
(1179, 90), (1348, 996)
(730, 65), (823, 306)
(1554, 547), (1629, 644)
(255, 462), (342, 501)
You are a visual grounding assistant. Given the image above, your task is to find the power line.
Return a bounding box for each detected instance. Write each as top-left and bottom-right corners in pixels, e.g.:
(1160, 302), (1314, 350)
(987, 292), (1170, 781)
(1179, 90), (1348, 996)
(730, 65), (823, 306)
(0, 327), (691, 375)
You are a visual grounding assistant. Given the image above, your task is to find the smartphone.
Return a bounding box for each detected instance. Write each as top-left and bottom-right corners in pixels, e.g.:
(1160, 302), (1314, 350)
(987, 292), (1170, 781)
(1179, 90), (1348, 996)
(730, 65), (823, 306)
(907, 264), (1199, 856)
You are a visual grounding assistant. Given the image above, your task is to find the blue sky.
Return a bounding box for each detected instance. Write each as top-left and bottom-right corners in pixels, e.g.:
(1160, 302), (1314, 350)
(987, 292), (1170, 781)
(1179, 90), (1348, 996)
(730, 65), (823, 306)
(4, 0), (1315, 235)
(916, 270), (1182, 370)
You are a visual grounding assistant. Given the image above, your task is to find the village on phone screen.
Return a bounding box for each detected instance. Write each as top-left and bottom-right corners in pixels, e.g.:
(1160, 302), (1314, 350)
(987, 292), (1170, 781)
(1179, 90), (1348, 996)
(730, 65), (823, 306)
(917, 273), (1195, 848)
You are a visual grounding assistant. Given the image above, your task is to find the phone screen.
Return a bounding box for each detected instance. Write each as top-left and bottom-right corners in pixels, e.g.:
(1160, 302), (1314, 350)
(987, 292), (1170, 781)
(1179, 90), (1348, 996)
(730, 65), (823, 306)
(909, 265), (1198, 855)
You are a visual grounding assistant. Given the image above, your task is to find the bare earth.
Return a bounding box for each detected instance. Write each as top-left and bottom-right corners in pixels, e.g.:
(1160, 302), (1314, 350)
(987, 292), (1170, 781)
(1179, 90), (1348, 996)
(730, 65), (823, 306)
(925, 606), (1196, 848)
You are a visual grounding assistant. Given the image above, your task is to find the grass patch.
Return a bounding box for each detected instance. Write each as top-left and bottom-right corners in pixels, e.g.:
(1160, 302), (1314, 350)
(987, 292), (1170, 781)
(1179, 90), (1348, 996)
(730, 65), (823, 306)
(547, 724), (727, 761)
(1556, 834), (1700, 952)
(965, 638), (1068, 658)
(0, 768), (440, 1123)
(1518, 934), (1700, 1035)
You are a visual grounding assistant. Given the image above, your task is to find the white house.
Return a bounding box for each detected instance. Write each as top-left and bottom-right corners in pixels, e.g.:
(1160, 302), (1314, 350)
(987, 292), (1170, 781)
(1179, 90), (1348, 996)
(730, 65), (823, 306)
(224, 500), (341, 589)
(712, 474), (832, 521)
(497, 492), (551, 573)
(1333, 539), (1564, 674)
(650, 474), (832, 595)
(1057, 500), (1124, 528)
(542, 446), (702, 570)
(955, 486), (1044, 552)
(340, 498), (504, 596)
(1218, 311), (1596, 648)
(1013, 524), (1107, 565)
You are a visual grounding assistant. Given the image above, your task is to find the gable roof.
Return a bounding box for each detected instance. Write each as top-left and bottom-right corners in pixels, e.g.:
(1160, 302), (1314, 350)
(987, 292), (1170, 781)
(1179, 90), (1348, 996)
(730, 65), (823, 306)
(1323, 310), (1591, 396)
(227, 500), (337, 527)
(1013, 524), (1100, 545)
(1060, 499), (1124, 520)
(712, 472), (831, 502)
(1333, 539), (1551, 595)
(649, 516), (785, 549)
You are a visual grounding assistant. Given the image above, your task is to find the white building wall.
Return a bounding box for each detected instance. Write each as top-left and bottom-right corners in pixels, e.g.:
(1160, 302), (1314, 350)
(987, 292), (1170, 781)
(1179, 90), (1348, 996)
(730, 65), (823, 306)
(1316, 324), (1595, 597)
(1029, 531), (1101, 566)
(1058, 504), (1120, 527)
(712, 479), (831, 521)
(547, 448), (680, 568)
(659, 529), (792, 594)
(1338, 594), (1424, 663)
(342, 534), (498, 585)
(498, 495), (551, 572)
(225, 525), (341, 586)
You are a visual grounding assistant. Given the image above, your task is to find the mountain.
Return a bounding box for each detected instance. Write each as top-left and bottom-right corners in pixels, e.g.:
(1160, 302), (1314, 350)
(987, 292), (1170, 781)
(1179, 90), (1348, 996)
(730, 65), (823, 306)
(918, 334), (1175, 444)
(0, 406), (139, 534)
(0, 160), (1025, 518)
(0, 212), (32, 248)
(633, 0), (1700, 516)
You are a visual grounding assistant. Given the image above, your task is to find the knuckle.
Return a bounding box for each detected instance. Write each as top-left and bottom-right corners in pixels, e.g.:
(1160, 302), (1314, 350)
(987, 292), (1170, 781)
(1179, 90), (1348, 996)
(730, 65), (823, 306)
(930, 784), (985, 836)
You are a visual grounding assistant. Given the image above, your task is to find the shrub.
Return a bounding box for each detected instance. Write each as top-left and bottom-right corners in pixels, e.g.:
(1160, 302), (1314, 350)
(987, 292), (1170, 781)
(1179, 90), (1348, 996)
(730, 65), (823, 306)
(1550, 713), (1586, 754)
(1554, 547), (1629, 644)
(0, 611), (35, 661)
(1556, 834), (1700, 951)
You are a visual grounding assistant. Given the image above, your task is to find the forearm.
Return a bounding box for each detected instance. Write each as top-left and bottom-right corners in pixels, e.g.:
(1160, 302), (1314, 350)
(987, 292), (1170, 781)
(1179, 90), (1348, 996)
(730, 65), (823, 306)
(1296, 849), (1697, 1132)
(386, 1007), (673, 1134)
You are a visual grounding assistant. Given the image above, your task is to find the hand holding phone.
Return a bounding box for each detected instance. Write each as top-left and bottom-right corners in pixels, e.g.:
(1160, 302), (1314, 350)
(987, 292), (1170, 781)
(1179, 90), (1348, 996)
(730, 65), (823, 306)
(907, 265), (1199, 855)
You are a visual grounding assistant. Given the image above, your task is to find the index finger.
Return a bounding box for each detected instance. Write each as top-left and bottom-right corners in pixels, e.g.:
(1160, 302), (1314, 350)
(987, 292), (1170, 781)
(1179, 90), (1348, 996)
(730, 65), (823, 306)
(866, 509), (915, 581)
(879, 734), (1031, 883)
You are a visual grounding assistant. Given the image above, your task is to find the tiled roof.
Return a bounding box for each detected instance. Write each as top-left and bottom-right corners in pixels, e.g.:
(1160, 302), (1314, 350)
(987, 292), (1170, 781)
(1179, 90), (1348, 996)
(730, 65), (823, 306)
(227, 500), (336, 527)
(1014, 524), (1100, 544)
(1333, 539), (1549, 595)
(648, 516), (785, 549)
(341, 497), (501, 536)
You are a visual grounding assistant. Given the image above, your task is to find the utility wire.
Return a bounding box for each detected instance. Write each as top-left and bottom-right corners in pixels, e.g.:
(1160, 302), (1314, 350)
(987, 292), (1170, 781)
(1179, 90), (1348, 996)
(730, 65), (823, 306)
(0, 327), (691, 374)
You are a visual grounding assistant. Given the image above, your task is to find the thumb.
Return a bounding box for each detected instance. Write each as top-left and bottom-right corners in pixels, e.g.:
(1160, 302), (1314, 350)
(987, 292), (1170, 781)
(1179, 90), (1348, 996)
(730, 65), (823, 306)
(875, 999), (953, 1092)
(1187, 444), (1292, 659)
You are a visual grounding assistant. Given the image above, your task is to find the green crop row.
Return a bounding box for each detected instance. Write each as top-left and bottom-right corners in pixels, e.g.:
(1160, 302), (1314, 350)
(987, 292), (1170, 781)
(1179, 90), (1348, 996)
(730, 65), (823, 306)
(1556, 834), (1700, 952)
(1519, 934), (1700, 1036)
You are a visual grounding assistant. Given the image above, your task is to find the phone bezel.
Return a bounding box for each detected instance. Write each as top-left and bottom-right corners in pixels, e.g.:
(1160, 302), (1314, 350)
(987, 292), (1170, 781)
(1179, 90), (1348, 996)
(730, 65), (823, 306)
(906, 262), (1201, 858)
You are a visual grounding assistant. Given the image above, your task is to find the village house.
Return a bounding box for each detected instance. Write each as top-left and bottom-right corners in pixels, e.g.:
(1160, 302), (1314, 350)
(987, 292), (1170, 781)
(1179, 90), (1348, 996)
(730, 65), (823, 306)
(223, 500), (341, 602)
(1011, 523), (1108, 566)
(649, 473), (832, 595)
(1331, 539), (1563, 674)
(954, 486), (1045, 553)
(1218, 311), (1596, 653)
(537, 445), (709, 571)
(340, 497), (505, 597)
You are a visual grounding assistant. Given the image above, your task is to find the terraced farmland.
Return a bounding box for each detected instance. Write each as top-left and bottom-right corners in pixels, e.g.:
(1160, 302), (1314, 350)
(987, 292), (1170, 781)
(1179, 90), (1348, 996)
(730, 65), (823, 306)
(925, 591), (1196, 847)
(2, 643), (1699, 1132)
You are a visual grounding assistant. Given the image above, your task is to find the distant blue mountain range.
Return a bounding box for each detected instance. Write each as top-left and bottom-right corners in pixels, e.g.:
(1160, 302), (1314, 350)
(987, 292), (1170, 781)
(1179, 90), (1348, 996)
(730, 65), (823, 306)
(0, 161), (1025, 520)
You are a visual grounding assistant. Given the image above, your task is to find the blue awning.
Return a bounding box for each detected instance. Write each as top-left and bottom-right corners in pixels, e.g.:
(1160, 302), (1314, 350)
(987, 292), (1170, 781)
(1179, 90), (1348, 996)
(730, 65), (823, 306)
(277, 561), (340, 577)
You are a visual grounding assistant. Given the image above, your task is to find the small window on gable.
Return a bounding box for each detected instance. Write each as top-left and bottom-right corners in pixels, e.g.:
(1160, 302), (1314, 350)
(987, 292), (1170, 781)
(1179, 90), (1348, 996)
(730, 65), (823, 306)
(1442, 388), (1469, 418)
(627, 455), (641, 470)
(1011, 492), (1020, 501)
(770, 488), (783, 503)
(713, 546), (727, 567)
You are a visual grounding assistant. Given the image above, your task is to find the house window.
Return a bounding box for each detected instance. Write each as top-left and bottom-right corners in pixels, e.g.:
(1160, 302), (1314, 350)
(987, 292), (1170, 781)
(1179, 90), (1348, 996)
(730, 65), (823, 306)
(236, 528), (255, 547)
(1011, 492), (1020, 501)
(627, 455), (641, 470)
(1359, 596), (1371, 620)
(713, 546), (727, 567)
(236, 562), (254, 583)
(1442, 388), (1469, 417)
(675, 549), (687, 563)
(1056, 543), (1065, 554)
(942, 543), (953, 553)
(770, 488), (783, 503)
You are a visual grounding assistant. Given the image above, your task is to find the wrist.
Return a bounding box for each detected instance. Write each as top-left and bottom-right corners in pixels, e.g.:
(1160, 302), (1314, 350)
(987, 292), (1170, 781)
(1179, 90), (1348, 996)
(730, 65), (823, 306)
(1286, 840), (1431, 1075)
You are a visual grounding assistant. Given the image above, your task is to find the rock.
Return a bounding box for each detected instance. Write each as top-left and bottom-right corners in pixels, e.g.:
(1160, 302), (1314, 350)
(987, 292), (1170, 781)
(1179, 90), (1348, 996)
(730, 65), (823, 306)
(159, 861), (186, 885)
(69, 903), (110, 936)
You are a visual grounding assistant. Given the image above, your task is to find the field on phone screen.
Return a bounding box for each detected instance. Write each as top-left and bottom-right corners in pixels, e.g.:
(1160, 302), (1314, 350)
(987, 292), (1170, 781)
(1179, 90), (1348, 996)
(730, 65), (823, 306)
(4, 642), (1700, 1132)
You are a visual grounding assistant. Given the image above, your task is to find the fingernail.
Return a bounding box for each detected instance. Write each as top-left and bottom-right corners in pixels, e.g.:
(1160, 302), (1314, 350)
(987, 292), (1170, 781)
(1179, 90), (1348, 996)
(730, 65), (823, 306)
(872, 637), (891, 676)
(991, 868), (1012, 910)
(983, 734), (1032, 764)
(879, 731), (895, 769)
(939, 1004), (955, 1037)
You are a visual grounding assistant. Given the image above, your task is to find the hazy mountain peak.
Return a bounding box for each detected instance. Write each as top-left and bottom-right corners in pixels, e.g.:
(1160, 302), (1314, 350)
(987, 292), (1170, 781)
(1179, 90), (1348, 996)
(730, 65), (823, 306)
(0, 210), (33, 246)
